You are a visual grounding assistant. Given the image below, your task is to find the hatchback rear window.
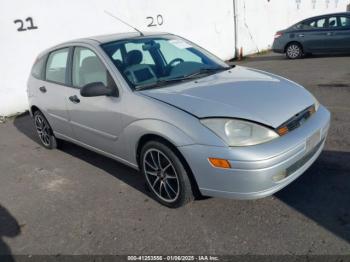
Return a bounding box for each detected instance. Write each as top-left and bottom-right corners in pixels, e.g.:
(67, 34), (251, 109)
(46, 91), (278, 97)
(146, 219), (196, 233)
(31, 56), (46, 80)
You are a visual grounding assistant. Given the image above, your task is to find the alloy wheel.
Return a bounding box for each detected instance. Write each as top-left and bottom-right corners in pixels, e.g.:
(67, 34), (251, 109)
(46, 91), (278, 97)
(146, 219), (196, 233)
(34, 114), (51, 147)
(143, 148), (180, 203)
(286, 44), (301, 59)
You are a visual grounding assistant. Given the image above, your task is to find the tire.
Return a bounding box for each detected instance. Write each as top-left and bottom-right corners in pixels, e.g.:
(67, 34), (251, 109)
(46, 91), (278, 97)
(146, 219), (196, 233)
(285, 43), (303, 59)
(33, 111), (58, 149)
(140, 141), (194, 208)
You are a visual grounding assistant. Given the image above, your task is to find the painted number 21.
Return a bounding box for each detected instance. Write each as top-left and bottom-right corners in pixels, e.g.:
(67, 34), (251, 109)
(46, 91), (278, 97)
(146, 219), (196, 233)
(14, 17), (38, 32)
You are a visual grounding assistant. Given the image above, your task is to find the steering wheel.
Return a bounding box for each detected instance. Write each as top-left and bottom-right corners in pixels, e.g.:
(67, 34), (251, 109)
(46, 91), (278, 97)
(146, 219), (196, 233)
(168, 58), (184, 67)
(164, 58), (184, 75)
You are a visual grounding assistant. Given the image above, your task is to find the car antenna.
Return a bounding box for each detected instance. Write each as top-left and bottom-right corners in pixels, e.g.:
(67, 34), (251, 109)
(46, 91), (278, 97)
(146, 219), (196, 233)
(104, 10), (144, 36)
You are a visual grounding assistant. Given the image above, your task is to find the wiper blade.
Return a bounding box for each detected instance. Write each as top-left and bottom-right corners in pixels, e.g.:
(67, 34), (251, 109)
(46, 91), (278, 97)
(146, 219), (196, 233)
(135, 77), (189, 91)
(135, 67), (232, 91)
(182, 67), (231, 78)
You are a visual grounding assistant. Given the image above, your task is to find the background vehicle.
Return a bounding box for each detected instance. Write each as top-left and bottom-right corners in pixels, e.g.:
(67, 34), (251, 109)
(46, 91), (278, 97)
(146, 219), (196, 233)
(273, 12), (350, 59)
(28, 33), (330, 208)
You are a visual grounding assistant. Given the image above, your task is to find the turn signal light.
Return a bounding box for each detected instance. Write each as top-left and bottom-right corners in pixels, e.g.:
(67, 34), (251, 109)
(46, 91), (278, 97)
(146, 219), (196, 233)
(208, 158), (231, 169)
(308, 106), (316, 115)
(277, 126), (289, 136)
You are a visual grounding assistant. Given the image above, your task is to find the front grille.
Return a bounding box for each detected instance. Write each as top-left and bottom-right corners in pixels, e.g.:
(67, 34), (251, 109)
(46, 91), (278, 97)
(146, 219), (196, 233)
(277, 105), (315, 135)
(286, 138), (324, 176)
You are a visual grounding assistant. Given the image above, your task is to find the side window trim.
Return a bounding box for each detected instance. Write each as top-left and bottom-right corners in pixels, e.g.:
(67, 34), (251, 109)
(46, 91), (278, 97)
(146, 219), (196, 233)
(44, 47), (71, 86)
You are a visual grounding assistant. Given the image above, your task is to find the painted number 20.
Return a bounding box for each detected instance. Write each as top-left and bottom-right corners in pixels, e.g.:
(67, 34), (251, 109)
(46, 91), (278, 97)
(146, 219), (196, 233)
(146, 15), (164, 27)
(14, 17), (38, 32)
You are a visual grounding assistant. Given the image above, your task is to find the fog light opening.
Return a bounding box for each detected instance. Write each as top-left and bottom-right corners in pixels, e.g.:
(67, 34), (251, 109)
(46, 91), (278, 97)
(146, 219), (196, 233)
(272, 171), (287, 182)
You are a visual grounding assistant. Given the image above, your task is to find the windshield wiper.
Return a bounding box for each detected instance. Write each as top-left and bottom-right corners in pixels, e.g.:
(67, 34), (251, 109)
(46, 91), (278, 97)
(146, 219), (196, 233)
(183, 67), (231, 78)
(135, 76), (195, 91)
(135, 66), (232, 91)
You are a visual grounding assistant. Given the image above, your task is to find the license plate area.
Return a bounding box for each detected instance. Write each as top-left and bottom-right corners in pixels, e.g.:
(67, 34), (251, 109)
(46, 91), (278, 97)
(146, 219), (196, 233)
(306, 129), (321, 153)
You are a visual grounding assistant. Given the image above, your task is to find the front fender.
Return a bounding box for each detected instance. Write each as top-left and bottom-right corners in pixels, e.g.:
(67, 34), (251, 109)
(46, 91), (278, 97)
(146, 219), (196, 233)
(119, 119), (195, 166)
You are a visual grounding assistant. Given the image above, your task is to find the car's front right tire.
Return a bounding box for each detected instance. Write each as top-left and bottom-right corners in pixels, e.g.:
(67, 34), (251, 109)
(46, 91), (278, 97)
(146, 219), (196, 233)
(140, 140), (194, 208)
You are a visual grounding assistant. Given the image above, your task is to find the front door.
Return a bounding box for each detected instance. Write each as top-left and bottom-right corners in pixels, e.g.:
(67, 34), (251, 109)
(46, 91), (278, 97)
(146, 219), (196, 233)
(331, 15), (350, 52)
(66, 46), (123, 155)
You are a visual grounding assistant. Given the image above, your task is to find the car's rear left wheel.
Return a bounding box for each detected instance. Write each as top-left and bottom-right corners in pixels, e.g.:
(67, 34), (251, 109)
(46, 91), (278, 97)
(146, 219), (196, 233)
(286, 43), (303, 59)
(140, 141), (194, 208)
(33, 111), (58, 149)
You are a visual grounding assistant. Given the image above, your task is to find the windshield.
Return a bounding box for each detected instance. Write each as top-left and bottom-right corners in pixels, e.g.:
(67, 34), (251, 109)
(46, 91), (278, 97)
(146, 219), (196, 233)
(101, 35), (230, 90)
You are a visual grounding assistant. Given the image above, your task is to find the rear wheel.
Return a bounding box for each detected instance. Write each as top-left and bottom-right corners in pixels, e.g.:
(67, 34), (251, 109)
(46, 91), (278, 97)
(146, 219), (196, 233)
(286, 43), (303, 59)
(140, 141), (194, 208)
(33, 111), (58, 149)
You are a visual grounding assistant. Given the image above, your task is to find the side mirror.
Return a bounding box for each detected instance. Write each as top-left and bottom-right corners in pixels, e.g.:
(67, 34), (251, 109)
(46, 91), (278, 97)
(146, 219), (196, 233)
(80, 82), (118, 97)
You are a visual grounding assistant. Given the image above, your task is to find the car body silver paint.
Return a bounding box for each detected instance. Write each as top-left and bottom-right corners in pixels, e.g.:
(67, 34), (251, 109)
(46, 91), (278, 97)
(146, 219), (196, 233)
(27, 33), (330, 199)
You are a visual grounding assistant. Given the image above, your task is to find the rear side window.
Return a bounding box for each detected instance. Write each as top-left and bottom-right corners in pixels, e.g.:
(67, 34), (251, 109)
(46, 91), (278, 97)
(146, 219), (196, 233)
(45, 48), (69, 85)
(308, 18), (327, 29)
(328, 17), (339, 28)
(31, 56), (46, 79)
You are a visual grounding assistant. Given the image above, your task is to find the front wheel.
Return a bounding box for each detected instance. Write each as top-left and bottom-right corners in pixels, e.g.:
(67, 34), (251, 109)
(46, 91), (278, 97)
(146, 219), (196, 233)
(33, 111), (58, 149)
(286, 43), (303, 59)
(140, 141), (194, 208)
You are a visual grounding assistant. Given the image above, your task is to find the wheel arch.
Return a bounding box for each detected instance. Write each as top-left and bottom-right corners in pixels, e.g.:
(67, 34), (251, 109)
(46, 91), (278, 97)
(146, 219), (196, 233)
(136, 133), (202, 198)
(30, 105), (41, 117)
(284, 41), (304, 53)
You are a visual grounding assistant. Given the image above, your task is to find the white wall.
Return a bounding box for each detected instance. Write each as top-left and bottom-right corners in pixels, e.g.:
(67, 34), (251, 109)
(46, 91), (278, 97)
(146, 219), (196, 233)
(0, 0), (235, 117)
(235, 0), (350, 55)
(1, 0), (349, 117)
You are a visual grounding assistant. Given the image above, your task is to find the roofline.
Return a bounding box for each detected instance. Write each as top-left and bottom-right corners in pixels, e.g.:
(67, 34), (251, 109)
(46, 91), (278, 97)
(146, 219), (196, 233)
(303, 11), (350, 21)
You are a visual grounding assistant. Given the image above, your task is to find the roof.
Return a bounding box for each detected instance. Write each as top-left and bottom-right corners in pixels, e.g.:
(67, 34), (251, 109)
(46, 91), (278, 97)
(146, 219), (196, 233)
(304, 11), (350, 20)
(77, 31), (171, 44)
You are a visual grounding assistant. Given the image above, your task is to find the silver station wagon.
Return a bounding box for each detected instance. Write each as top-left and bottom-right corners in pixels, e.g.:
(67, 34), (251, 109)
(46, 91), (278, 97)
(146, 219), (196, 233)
(27, 32), (330, 207)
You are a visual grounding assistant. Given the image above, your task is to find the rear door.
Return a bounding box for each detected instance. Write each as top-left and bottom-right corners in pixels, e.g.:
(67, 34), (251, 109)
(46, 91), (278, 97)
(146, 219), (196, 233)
(40, 47), (74, 138)
(300, 16), (332, 52)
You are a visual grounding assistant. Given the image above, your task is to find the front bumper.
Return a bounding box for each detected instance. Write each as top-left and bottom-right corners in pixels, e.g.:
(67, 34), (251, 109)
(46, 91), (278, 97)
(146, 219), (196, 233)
(178, 106), (331, 199)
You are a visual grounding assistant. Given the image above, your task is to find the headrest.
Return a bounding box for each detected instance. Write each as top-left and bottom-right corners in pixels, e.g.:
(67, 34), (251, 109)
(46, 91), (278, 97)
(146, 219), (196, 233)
(126, 50), (143, 65)
(81, 57), (104, 73)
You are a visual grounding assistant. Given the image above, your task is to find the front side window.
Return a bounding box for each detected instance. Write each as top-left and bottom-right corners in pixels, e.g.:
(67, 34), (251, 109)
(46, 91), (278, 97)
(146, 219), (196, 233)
(339, 16), (350, 27)
(46, 48), (69, 84)
(72, 47), (115, 89)
(101, 35), (229, 89)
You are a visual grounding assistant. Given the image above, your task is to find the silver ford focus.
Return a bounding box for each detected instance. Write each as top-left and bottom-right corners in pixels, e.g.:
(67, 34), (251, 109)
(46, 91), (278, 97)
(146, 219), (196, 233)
(27, 32), (330, 207)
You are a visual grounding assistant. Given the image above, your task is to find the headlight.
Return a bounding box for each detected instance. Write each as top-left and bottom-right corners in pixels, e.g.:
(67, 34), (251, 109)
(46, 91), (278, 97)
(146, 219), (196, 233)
(201, 118), (279, 147)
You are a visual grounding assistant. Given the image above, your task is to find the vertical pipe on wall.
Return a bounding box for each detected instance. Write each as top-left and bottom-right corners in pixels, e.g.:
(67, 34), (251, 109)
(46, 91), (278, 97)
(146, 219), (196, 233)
(233, 0), (239, 58)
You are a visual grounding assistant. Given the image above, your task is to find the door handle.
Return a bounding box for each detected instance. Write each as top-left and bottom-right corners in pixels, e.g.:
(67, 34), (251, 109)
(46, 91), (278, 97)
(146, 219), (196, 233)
(326, 32), (333, 36)
(39, 86), (47, 93)
(69, 95), (80, 104)
(298, 34), (305, 37)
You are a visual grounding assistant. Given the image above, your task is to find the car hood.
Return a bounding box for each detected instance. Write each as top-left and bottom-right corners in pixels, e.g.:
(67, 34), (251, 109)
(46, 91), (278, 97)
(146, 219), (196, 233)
(140, 66), (315, 128)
